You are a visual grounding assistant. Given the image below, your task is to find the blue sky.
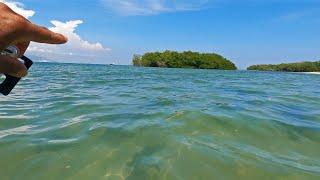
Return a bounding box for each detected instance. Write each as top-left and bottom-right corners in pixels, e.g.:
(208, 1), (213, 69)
(3, 0), (320, 69)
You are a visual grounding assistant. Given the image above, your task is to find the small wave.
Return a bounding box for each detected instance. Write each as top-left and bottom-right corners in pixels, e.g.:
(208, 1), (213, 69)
(236, 144), (320, 174)
(1, 64), (320, 179)
(47, 138), (79, 144)
(60, 115), (89, 128)
(0, 125), (37, 139)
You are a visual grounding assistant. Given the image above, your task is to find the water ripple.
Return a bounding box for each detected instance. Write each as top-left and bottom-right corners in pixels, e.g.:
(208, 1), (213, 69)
(1, 64), (320, 179)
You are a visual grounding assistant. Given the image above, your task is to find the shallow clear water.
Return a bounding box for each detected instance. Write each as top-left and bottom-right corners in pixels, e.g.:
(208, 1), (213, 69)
(0, 63), (320, 180)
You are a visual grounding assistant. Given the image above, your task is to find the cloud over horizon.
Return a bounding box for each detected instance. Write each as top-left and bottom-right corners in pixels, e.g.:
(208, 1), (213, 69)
(29, 20), (111, 57)
(1, 0), (110, 62)
(101, 0), (208, 16)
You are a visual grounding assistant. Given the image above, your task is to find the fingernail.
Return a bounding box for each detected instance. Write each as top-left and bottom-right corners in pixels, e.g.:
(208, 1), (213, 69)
(60, 34), (68, 42)
(54, 34), (68, 43)
(17, 69), (28, 78)
(64, 36), (68, 42)
(15, 65), (28, 78)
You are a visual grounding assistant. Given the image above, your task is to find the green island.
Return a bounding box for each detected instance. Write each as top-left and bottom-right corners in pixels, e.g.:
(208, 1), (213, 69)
(247, 61), (320, 72)
(132, 51), (237, 70)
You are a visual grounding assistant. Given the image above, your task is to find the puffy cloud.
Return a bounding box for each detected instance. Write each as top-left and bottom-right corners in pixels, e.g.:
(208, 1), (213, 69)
(50, 20), (105, 51)
(29, 20), (110, 55)
(1, 0), (110, 61)
(101, 0), (208, 16)
(0, 0), (35, 19)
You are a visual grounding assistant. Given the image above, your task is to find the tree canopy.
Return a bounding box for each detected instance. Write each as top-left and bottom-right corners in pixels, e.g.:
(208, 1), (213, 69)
(247, 61), (320, 72)
(132, 51), (237, 70)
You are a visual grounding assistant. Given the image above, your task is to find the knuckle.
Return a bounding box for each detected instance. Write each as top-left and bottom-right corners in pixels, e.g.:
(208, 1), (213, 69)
(0, 2), (10, 10)
(29, 24), (48, 35)
(6, 16), (28, 33)
(15, 16), (28, 27)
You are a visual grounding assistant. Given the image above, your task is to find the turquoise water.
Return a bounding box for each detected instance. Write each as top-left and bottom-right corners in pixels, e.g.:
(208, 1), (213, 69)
(0, 63), (320, 180)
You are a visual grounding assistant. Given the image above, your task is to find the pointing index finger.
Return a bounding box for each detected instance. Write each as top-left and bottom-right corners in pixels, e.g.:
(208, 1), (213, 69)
(28, 24), (68, 44)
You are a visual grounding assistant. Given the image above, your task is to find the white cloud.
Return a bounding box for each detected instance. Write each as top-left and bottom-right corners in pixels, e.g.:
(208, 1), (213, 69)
(101, 0), (208, 16)
(27, 19), (112, 63)
(29, 20), (111, 60)
(1, 0), (110, 62)
(0, 0), (35, 19)
(28, 46), (53, 53)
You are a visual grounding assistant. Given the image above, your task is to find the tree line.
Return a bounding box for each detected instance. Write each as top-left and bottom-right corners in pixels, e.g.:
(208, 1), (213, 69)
(247, 61), (320, 72)
(132, 50), (237, 70)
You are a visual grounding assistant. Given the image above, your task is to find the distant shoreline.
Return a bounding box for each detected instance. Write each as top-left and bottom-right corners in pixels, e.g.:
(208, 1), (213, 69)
(301, 72), (320, 75)
(247, 61), (320, 72)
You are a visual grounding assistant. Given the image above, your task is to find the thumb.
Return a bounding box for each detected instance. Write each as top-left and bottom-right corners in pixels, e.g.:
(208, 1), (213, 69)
(0, 56), (27, 77)
(16, 42), (30, 57)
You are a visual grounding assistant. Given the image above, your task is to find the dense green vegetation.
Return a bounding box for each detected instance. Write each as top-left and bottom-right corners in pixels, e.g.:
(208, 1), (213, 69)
(132, 51), (237, 70)
(247, 61), (320, 72)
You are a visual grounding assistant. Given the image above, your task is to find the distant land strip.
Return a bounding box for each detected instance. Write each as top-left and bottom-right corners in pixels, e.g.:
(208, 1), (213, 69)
(132, 51), (237, 70)
(247, 61), (320, 72)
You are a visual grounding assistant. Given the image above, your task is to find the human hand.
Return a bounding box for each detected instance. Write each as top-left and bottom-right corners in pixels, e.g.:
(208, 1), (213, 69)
(0, 2), (67, 77)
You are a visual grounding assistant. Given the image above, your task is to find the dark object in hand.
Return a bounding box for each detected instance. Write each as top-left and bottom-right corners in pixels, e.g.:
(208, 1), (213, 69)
(0, 56), (33, 96)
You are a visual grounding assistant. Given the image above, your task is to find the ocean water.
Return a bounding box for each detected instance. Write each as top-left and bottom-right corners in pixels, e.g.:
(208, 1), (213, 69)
(0, 63), (320, 180)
